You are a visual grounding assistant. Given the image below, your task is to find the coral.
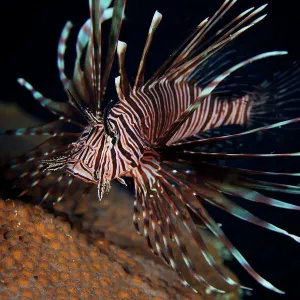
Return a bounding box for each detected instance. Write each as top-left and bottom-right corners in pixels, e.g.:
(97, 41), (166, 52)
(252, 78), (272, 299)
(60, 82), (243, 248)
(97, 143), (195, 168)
(0, 199), (240, 299)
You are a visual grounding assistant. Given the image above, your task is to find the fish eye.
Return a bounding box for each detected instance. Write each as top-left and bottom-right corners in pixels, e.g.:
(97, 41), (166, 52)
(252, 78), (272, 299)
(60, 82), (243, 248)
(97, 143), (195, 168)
(111, 136), (117, 145)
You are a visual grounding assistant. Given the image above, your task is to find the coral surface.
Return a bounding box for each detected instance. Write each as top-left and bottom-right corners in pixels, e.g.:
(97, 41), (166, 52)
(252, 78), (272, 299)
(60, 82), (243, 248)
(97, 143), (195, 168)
(0, 199), (240, 299)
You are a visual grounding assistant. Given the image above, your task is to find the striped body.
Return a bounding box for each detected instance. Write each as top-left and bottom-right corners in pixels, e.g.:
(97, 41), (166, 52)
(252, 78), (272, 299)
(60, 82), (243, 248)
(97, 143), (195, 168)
(123, 81), (252, 145)
(67, 81), (253, 189)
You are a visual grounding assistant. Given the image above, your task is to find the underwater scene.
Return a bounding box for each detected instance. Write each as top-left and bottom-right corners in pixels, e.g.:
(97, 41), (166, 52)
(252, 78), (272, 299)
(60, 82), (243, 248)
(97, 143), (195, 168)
(1, 0), (300, 299)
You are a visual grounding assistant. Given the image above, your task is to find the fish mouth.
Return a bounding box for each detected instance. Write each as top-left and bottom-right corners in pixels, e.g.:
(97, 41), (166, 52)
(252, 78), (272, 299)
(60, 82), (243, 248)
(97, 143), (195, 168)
(65, 161), (97, 184)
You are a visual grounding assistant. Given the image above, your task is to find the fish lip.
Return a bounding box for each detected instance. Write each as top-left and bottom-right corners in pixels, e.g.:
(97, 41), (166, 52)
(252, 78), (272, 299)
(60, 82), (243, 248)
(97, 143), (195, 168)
(66, 163), (97, 184)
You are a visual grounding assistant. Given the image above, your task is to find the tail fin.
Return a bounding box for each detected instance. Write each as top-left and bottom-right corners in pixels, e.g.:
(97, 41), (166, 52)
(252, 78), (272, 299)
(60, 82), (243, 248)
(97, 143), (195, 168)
(249, 62), (300, 129)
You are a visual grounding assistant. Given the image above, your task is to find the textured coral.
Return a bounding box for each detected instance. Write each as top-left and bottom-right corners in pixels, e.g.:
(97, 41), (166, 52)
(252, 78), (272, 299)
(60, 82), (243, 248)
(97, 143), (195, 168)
(0, 199), (240, 299)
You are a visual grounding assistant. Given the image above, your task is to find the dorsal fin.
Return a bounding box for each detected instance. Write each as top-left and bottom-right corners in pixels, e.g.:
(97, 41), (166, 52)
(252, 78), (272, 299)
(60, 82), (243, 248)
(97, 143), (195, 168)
(101, 0), (126, 103)
(87, 0), (102, 115)
(134, 11), (162, 90)
(72, 0), (126, 118)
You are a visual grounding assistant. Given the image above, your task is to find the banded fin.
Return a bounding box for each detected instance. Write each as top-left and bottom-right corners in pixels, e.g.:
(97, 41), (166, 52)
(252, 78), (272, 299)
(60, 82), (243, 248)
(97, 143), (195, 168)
(57, 21), (73, 89)
(101, 0), (126, 101)
(0, 120), (80, 137)
(116, 41), (131, 100)
(82, 0), (126, 115)
(151, 1), (268, 85)
(134, 11), (162, 89)
(169, 117), (300, 151)
(17, 78), (77, 118)
(160, 164), (286, 293)
(132, 161), (230, 293)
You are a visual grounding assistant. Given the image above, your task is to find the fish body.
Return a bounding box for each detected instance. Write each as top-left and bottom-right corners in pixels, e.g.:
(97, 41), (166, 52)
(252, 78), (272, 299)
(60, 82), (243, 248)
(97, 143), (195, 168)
(2, 0), (300, 295)
(66, 81), (253, 199)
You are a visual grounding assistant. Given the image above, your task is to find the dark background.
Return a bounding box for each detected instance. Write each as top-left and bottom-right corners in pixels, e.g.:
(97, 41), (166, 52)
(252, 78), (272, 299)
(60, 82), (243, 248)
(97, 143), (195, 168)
(1, 1), (300, 299)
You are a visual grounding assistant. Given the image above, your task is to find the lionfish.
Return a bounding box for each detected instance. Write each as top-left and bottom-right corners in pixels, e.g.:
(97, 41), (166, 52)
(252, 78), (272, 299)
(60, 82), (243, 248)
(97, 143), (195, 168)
(2, 0), (300, 295)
